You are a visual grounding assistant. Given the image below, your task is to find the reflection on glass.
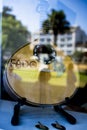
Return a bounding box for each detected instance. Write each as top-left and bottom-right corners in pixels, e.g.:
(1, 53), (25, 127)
(6, 42), (79, 105)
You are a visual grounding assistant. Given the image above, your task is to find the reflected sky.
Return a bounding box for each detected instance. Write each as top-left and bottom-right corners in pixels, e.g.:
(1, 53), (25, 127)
(2, 0), (87, 34)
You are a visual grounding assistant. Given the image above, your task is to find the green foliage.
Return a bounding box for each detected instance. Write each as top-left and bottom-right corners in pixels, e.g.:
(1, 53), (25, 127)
(42, 9), (70, 46)
(49, 9), (70, 34)
(72, 51), (83, 62)
(2, 6), (31, 55)
(42, 19), (51, 34)
(80, 72), (87, 87)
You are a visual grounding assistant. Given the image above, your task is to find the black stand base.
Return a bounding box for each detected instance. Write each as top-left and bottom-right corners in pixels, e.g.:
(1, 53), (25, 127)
(11, 98), (26, 126)
(11, 97), (76, 125)
(54, 98), (76, 124)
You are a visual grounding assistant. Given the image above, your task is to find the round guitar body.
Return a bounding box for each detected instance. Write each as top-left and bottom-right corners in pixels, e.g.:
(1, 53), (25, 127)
(3, 41), (79, 106)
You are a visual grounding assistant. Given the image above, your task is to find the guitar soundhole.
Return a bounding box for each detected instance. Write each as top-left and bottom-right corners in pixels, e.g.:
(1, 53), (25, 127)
(33, 44), (56, 64)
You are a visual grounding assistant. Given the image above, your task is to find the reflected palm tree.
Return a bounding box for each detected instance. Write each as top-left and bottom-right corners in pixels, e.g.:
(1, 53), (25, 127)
(42, 9), (70, 46)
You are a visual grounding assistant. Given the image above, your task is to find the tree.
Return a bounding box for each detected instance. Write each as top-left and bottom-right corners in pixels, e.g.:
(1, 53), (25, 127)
(42, 19), (51, 34)
(42, 9), (70, 46)
(72, 51), (83, 63)
(2, 6), (31, 56)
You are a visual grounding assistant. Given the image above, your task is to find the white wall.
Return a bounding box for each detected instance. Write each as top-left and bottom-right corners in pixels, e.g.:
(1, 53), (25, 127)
(57, 33), (76, 55)
(31, 27), (87, 56)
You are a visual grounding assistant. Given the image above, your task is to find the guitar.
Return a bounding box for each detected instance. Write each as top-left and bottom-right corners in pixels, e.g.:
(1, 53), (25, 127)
(3, 41), (79, 106)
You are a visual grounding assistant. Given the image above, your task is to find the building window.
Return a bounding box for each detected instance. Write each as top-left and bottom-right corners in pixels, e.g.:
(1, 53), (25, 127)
(67, 44), (72, 47)
(67, 51), (72, 55)
(40, 38), (44, 42)
(47, 38), (51, 42)
(61, 38), (65, 41)
(67, 37), (72, 41)
(60, 44), (64, 47)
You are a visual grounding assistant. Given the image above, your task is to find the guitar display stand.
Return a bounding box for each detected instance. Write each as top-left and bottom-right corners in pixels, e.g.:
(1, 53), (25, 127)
(4, 43), (78, 126)
(54, 97), (76, 124)
(11, 97), (76, 126)
(11, 98), (26, 126)
(54, 105), (76, 124)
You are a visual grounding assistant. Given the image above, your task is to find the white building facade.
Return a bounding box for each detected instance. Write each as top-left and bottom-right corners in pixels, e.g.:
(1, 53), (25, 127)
(32, 26), (87, 55)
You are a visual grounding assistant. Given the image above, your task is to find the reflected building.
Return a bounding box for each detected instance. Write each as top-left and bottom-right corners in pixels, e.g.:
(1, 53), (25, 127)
(31, 26), (87, 55)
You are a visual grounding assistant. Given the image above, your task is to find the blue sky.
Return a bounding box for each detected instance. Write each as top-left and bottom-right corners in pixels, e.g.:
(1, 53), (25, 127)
(2, 0), (87, 34)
